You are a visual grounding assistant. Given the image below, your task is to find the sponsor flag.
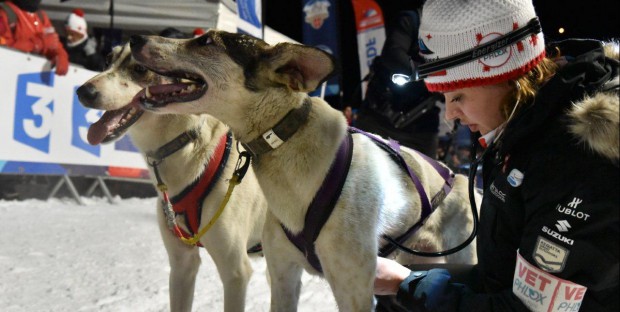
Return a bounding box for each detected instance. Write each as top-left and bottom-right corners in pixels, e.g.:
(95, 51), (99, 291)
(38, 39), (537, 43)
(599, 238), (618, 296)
(302, 0), (340, 98)
(351, 0), (385, 99)
(237, 0), (263, 39)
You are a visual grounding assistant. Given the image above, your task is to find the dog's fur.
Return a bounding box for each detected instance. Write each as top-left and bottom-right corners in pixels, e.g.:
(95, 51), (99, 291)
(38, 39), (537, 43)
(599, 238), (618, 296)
(77, 44), (268, 312)
(129, 31), (477, 311)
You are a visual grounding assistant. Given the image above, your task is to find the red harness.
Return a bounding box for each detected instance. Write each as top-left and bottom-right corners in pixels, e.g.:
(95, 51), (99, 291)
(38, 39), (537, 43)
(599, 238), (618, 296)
(166, 133), (231, 247)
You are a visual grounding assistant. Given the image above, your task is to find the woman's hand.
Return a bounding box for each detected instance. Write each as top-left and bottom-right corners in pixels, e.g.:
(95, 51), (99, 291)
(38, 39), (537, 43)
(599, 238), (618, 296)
(374, 257), (412, 295)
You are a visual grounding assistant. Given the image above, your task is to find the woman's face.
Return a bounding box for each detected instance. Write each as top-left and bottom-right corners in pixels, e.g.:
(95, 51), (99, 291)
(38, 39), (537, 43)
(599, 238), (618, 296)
(443, 82), (512, 135)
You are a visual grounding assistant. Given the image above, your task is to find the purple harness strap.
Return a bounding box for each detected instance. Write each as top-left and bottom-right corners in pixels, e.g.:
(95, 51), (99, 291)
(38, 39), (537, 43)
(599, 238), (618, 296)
(282, 132), (353, 273)
(282, 127), (454, 273)
(347, 127), (454, 257)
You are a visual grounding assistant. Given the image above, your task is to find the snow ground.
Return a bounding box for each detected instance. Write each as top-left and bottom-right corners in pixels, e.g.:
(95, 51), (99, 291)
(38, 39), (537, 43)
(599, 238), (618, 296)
(0, 197), (337, 312)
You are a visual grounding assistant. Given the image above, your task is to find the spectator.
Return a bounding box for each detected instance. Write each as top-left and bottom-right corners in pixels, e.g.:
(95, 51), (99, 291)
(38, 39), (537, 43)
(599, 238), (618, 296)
(355, 10), (441, 158)
(0, 0), (69, 75)
(62, 9), (105, 72)
(374, 0), (619, 311)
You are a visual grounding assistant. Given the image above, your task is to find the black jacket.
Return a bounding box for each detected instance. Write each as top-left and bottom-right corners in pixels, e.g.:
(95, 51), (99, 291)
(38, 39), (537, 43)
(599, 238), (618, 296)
(402, 39), (619, 311)
(471, 39), (619, 311)
(63, 37), (105, 72)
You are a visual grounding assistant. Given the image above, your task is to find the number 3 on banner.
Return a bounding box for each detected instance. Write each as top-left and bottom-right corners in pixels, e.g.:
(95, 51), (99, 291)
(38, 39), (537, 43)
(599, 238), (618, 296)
(13, 72), (55, 153)
(23, 83), (54, 139)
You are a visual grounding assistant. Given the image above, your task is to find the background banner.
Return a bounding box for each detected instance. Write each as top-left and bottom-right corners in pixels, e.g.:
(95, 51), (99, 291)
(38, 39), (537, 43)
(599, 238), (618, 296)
(236, 0), (263, 39)
(0, 47), (148, 178)
(302, 0), (340, 98)
(351, 0), (385, 99)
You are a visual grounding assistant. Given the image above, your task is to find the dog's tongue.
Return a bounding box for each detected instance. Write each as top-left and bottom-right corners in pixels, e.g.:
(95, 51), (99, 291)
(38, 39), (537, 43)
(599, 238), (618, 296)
(87, 110), (124, 145)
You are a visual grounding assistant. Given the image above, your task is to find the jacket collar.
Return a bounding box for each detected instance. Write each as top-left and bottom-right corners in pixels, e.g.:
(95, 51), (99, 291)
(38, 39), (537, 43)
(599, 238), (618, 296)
(500, 39), (618, 162)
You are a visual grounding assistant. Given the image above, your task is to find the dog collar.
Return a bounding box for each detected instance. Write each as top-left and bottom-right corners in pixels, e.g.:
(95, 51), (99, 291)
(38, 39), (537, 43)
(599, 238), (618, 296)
(242, 98), (312, 156)
(146, 126), (201, 162)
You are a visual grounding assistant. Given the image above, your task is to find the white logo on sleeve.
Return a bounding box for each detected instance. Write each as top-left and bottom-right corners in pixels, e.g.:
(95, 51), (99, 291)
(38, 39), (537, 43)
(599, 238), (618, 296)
(533, 236), (569, 273)
(489, 182), (506, 202)
(555, 220), (571, 232)
(514, 253), (587, 312)
(556, 196), (591, 221)
(567, 197), (583, 209)
(507, 168), (524, 187)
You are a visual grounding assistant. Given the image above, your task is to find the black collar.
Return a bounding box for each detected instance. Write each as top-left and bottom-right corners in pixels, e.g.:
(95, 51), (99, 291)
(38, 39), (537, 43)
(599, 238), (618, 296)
(146, 127), (201, 162)
(242, 98), (312, 156)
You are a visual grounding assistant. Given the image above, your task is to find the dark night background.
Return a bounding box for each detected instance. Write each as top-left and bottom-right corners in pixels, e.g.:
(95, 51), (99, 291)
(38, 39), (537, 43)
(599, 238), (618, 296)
(264, 0), (619, 109)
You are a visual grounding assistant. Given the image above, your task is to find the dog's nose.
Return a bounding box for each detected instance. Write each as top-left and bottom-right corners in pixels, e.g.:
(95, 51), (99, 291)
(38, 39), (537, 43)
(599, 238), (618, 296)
(130, 35), (147, 51)
(76, 83), (99, 107)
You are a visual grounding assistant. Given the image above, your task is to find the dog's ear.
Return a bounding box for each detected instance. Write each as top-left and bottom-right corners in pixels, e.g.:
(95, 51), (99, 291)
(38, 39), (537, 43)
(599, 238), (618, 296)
(263, 43), (335, 92)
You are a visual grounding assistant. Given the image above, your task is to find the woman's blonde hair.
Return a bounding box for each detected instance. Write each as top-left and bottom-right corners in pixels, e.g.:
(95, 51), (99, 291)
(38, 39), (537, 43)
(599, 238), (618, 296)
(502, 57), (558, 120)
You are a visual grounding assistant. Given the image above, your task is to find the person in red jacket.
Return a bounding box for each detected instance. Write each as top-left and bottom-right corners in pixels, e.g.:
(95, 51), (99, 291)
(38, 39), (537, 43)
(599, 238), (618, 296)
(0, 0), (69, 75)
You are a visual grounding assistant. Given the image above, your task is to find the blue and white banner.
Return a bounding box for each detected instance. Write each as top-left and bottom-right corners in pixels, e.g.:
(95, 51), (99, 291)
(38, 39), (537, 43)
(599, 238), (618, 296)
(302, 0), (340, 97)
(237, 0), (263, 39)
(0, 47), (148, 178)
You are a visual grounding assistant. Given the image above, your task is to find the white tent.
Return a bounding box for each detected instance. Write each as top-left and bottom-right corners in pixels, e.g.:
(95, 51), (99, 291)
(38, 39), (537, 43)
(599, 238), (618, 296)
(39, 0), (297, 44)
(40, 0), (220, 34)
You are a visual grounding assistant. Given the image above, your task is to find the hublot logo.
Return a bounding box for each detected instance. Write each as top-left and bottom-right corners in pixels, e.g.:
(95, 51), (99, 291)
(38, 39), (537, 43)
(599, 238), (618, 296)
(556, 204), (590, 221)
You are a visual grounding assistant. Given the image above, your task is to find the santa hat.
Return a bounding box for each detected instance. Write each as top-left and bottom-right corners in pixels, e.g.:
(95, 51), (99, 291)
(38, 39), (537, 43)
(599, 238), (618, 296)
(66, 9), (88, 37)
(193, 28), (206, 38)
(418, 0), (546, 92)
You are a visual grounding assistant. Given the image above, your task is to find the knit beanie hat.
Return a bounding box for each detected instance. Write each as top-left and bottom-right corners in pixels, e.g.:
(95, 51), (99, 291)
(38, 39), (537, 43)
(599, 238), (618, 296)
(66, 9), (88, 37)
(418, 0), (545, 92)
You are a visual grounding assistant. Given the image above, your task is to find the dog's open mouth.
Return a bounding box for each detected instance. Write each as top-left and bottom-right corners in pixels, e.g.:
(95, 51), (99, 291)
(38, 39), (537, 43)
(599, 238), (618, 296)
(87, 104), (144, 145)
(139, 73), (207, 109)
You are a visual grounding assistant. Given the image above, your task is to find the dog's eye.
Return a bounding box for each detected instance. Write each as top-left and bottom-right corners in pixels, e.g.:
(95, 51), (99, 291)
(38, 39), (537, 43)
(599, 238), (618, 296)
(134, 64), (147, 74)
(196, 35), (213, 46)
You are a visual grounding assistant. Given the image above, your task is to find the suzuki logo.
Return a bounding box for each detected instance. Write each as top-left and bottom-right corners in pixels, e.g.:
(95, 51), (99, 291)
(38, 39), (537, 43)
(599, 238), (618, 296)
(556, 220), (571, 232)
(567, 197), (582, 209)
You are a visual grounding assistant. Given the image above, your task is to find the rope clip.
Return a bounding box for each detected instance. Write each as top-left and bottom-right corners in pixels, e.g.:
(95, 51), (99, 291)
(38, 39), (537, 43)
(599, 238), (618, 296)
(233, 151), (251, 183)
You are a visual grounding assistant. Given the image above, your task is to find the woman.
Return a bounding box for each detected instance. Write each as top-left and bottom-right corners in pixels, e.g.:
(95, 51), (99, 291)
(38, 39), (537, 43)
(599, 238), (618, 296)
(62, 9), (105, 72)
(374, 0), (619, 311)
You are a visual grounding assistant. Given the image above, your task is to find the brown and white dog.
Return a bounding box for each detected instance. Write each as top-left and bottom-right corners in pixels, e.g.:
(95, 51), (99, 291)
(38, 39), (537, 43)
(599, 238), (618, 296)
(76, 43), (268, 312)
(128, 31), (477, 311)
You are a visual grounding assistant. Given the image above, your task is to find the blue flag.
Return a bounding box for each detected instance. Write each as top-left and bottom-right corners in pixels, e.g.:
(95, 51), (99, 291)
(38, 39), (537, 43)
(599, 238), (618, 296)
(302, 0), (340, 98)
(237, 0), (263, 39)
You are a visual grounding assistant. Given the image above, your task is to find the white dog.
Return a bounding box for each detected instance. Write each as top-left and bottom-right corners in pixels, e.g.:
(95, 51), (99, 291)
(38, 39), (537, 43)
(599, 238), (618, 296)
(76, 43), (267, 312)
(129, 30), (477, 311)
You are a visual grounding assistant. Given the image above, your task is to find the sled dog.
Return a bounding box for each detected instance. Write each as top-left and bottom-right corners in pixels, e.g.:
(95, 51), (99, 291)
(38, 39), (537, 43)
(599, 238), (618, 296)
(77, 43), (267, 312)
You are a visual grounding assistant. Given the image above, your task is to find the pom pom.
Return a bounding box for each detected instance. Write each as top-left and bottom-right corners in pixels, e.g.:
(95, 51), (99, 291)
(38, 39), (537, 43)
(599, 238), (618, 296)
(72, 8), (84, 17)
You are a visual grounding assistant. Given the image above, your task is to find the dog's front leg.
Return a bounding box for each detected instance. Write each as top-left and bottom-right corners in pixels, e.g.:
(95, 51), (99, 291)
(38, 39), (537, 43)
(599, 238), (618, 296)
(204, 225), (254, 312)
(157, 202), (201, 312)
(316, 223), (377, 311)
(262, 212), (304, 312)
